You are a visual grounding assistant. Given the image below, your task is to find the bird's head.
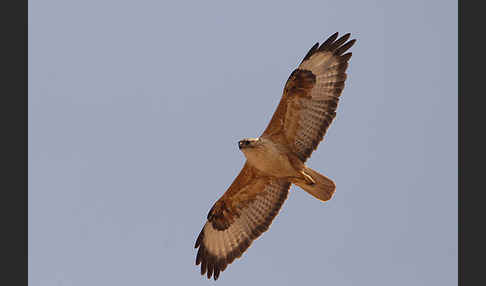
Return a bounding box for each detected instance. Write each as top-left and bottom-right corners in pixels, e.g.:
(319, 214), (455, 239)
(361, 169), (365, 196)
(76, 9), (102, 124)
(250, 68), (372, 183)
(238, 138), (261, 150)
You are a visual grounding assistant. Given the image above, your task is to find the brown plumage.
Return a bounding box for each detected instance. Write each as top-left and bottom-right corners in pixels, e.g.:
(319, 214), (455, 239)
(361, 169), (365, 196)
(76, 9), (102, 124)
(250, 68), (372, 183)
(263, 32), (355, 161)
(195, 32), (356, 280)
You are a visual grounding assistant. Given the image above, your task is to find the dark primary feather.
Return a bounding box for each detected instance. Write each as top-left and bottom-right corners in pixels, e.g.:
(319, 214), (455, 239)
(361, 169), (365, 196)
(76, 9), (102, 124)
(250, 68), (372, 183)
(301, 42), (319, 64)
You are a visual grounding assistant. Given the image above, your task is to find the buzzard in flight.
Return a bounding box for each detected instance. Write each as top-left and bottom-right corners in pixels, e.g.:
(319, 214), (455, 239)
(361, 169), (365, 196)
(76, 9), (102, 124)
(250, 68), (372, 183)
(195, 32), (356, 280)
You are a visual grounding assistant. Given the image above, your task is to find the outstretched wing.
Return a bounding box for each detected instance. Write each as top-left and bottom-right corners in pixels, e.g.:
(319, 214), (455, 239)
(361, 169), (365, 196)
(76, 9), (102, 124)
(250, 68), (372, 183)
(262, 32), (356, 162)
(195, 163), (291, 280)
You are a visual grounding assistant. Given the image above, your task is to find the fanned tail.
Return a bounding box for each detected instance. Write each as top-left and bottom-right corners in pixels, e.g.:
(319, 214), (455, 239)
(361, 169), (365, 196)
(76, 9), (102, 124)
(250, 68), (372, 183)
(292, 167), (336, 202)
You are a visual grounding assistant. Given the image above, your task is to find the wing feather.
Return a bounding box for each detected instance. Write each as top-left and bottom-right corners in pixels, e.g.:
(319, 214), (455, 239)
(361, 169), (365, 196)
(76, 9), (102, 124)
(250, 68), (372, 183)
(262, 32), (356, 162)
(195, 163), (290, 280)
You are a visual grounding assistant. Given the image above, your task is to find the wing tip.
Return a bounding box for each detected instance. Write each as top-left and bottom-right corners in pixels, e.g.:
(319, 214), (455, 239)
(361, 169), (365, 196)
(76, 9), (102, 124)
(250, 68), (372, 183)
(335, 38), (356, 56)
(341, 52), (353, 62)
(195, 225), (230, 281)
(299, 32), (356, 66)
(315, 32), (357, 55)
(301, 42), (320, 63)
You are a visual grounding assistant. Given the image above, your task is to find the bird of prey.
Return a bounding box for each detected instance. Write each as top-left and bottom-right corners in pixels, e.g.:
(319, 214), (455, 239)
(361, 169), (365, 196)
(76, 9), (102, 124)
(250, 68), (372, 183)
(195, 32), (356, 280)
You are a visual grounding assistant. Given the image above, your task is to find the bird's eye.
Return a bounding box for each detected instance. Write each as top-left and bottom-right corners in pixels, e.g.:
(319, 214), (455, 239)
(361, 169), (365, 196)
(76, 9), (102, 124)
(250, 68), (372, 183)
(245, 141), (249, 145)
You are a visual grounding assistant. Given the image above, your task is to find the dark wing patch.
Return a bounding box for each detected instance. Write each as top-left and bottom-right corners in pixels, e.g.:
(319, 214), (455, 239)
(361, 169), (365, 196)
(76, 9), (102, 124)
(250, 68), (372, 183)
(284, 69), (316, 97)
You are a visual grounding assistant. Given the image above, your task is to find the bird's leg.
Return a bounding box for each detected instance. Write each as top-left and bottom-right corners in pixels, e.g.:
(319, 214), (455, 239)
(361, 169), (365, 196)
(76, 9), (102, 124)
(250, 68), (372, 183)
(300, 171), (316, 185)
(287, 172), (315, 186)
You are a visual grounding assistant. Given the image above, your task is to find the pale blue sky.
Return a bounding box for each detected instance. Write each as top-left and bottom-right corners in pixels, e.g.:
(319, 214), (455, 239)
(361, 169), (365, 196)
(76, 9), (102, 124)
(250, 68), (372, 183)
(29, 1), (457, 285)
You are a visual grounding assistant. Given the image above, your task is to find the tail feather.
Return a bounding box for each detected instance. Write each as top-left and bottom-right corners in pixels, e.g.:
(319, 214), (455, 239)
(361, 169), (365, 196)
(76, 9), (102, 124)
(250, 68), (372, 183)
(292, 167), (336, 202)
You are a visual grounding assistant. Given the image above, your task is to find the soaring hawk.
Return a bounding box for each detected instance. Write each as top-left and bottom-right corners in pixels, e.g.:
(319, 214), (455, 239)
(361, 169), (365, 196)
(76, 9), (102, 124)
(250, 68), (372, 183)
(195, 32), (356, 280)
